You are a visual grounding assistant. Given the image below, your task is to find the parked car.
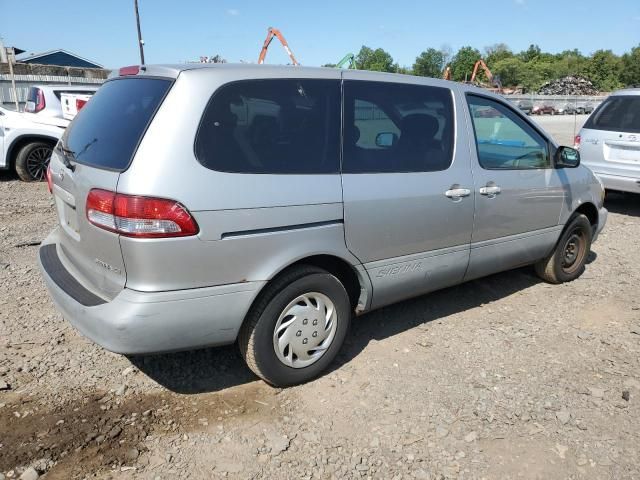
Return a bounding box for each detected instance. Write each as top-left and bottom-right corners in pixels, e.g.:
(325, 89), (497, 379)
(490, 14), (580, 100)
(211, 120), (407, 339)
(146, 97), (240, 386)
(576, 103), (595, 115)
(532, 104), (557, 115)
(0, 105), (65, 181)
(61, 92), (93, 120)
(576, 89), (640, 194)
(24, 84), (99, 120)
(556, 103), (577, 115)
(513, 99), (533, 115)
(39, 64), (607, 387)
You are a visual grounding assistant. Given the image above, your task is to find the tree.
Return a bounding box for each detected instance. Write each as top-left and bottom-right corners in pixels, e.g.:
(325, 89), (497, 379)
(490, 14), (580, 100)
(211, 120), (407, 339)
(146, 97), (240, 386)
(552, 49), (588, 78)
(519, 44), (542, 63)
(585, 50), (622, 91)
(439, 44), (453, 68)
(449, 46), (482, 81)
(523, 60), (557, 91)
(356, 46), (396, 73)
(492, 57), (526, 87)
(485, 43), (513, 67)
(621, 45), (640, 87)
(412, 48), (445, 78)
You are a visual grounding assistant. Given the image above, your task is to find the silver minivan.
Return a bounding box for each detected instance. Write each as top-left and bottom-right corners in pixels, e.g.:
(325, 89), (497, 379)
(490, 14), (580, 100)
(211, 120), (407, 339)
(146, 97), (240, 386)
(577, 89), (640, 194)
(39, 64), (607, 386)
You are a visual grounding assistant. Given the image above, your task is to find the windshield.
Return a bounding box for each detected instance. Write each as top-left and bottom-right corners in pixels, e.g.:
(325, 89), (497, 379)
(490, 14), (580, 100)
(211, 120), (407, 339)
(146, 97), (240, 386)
(584, 95), (640, 134)
(61, 77), (172, 171)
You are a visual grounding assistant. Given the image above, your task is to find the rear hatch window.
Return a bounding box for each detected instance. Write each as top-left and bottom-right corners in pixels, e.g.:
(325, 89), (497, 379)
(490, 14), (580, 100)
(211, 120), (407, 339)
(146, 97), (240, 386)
(584, 96), (640, 134)
(60, 77), (172, 171)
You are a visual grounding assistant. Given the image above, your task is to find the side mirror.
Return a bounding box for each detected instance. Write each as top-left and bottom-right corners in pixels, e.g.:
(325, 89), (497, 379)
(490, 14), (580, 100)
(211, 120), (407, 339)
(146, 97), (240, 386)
(375, 132), (397, 148)
(555, 146), (580, 168)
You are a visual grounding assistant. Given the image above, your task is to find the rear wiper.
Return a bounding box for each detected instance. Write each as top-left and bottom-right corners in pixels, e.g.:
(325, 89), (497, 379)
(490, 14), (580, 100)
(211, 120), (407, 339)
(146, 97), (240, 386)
(57, 144), (76, 172)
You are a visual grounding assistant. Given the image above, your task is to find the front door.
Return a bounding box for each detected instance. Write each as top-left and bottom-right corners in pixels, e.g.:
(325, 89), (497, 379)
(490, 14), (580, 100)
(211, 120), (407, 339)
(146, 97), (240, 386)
(341, 76), (474, 309)
(464, 94), (564, 280)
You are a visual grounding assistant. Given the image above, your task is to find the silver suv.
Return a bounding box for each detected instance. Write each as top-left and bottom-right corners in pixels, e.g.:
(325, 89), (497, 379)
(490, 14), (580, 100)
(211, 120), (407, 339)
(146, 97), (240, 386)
(577, 89), (640, 194)
(39, 64), (607, 386)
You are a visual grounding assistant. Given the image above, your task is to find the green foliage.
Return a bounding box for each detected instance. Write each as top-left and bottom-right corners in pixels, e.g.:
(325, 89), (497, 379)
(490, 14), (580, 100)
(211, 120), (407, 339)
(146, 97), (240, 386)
(491, 57), (526, 87)
(620, 45), (640, 87)
(485, 43), (513, 66)
(412, 48), (445, 78)
(584, 50), (622, 91)
(356, 46), (396, 73)
(450, 46), (482, 81)
(519, 44), (542, 63)
(332, 43), (639, 92)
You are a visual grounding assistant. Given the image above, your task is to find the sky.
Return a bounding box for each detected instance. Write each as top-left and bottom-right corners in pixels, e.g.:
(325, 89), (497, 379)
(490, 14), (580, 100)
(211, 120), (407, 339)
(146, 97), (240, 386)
(1, 0), (639, 69)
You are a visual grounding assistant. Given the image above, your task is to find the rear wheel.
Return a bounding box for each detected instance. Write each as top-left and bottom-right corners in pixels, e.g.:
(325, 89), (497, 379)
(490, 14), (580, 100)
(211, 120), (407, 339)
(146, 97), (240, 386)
(535, 214), (592, 284)
(238, 265), (351, 387)
(15, 142), (53, 182)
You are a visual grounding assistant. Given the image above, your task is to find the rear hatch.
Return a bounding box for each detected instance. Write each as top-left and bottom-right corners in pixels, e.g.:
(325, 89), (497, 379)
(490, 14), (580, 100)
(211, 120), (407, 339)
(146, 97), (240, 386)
(580, 95), (640, 177)
(50, 76), (172, 300)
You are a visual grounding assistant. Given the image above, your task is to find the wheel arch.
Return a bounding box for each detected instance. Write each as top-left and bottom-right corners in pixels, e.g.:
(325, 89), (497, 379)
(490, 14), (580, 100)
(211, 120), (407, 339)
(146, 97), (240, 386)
(573, 202), (598, 229)
(7, 134), (58, 170)
(255, 254), (371, 315)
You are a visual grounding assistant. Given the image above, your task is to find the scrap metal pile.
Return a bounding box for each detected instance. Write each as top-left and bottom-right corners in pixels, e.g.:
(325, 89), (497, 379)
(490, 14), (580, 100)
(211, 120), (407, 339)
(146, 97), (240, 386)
(538, 76), (599, 95)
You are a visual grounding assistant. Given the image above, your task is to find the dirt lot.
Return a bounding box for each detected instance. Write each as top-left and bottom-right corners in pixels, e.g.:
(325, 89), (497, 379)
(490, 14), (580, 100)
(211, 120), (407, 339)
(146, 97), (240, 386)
(1, 117), (640, 479)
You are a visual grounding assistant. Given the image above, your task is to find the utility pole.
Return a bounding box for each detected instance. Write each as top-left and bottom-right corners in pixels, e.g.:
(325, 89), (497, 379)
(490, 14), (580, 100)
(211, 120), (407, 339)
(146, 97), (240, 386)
(5, 47), (20, 111)
(134, 0), (145, 64)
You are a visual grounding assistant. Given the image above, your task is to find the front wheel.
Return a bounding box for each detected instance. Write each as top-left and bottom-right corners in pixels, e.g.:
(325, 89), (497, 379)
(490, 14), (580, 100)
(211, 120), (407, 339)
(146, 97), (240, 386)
(15, 142), (53, 182)
(535, 214), (592, 284)
(238, 265), (351, 387)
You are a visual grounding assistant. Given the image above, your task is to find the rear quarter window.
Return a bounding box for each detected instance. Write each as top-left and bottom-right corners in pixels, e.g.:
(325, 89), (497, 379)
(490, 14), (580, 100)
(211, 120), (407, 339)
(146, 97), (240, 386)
(61, 78), (171, 171)
(584, 96), (640, 134)
(195, 79), (341, 174)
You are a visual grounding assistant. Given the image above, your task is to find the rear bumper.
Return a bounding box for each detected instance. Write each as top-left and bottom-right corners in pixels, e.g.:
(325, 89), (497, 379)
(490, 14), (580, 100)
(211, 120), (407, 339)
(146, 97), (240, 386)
(38, 230), (265, 355)
(592, 171), (640, 194)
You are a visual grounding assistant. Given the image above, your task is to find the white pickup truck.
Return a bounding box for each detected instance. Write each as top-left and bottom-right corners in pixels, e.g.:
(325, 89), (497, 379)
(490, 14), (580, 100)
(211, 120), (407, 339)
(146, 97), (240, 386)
(61, 92), (94, 120)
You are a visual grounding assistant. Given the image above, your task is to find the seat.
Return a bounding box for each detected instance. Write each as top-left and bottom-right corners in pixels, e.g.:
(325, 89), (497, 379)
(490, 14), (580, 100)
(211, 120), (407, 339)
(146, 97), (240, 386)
(395, 114), (447, 172)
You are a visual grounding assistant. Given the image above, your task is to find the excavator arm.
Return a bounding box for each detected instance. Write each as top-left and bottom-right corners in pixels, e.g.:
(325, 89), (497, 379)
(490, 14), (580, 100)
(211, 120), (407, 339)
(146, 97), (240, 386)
(469, 59), (502, 91)
(335, 53), (356, 69)
(258, 27), (300, 66)
(470, 59), (497, 84)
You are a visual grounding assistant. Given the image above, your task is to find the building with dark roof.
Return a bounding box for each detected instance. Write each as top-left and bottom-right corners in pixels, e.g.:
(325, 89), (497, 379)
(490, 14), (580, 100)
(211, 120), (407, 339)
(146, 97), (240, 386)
(18, 49), (103, 69)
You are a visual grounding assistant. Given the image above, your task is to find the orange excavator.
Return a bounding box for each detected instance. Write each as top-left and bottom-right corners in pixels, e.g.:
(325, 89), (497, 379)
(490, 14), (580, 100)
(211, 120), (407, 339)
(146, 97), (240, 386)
(257, 27), (300, 66)
(469, 59), (502, 92)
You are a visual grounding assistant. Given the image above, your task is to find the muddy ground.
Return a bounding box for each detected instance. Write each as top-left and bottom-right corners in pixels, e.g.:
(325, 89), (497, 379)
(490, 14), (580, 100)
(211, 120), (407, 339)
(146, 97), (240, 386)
(1, 118), (639, 479)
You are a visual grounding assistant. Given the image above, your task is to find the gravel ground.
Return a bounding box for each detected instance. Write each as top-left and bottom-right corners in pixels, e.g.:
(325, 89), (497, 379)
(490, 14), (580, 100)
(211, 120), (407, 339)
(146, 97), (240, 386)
(531, 113), (588, 146)
(1, 117), (639, 479)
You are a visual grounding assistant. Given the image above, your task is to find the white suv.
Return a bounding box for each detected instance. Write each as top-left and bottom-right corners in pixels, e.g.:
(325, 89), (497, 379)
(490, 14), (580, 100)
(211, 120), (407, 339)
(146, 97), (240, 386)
(0, 105), (65, 181)
(577, 89), (640, 194)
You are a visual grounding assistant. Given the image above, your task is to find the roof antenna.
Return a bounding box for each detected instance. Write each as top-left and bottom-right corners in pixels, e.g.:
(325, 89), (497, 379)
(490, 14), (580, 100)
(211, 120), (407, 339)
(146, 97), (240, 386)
(134, 0), (145, 65)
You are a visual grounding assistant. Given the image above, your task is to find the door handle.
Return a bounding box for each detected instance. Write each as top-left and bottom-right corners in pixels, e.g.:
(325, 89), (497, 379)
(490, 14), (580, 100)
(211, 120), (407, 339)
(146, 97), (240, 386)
(479, 185), (501, 196)
(445, 188), (471, 199)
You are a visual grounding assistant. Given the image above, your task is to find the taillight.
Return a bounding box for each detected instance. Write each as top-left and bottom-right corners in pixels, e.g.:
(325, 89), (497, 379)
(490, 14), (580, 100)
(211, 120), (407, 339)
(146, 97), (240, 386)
(574, 135), (581, 149)
(119, 65), (140, 76)
(86, 189), (199, 238)
(35, 89), (46, 113)
(76, 98), (88, 111)
(46, 163), (53, 193)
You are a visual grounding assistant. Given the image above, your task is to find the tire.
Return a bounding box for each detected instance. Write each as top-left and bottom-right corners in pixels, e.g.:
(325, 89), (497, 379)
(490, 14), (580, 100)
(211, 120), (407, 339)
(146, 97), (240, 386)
(15, 142), (53, 182)
(535, 214), (592, 284)
(238, 265), (351, 387)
